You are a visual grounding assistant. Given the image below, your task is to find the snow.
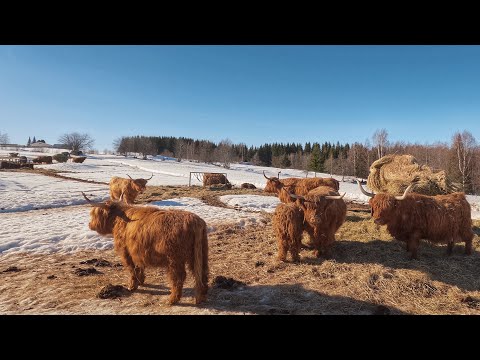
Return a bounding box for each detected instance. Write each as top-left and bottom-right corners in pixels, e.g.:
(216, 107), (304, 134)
(219, 194), (280, 213)
(151, 197), (268, 230)
(1, 151), (480, 255)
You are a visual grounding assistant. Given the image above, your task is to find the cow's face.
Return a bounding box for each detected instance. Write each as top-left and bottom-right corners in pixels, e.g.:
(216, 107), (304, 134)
(301, 197), (332, 225)
(89, 205), (115, 235)
(132, 179), (148, 194)
(369, 195), (396, 225)
(264, 178), (282, 194)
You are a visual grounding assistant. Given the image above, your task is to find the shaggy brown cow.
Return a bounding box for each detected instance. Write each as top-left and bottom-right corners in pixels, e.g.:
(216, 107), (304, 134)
(272, 203), (304, 262)
(32, 155), (52, 164)
(263, 171), (340, 203)
(286, 186), (346, 258)
(71, 156), (86, 163)
(357, 180), (474, 259)
(109, 174), (153, 204)
(203, 173), (231, 188)
(82, 192), (209, 305)
(241, 183), (257, 189)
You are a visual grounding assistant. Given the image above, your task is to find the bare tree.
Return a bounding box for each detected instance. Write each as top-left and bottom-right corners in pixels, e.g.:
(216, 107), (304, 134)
(216, 138), (234, 168)
(139, 138), (157, 159)
(0, 131), (9, 144)
(372, 129), (389, 159)
(58, 132), (94, 153)
(452, 130), (477, 192)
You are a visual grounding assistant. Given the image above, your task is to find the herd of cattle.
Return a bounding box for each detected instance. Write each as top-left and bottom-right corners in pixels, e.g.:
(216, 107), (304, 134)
(82, 170), (475, 305)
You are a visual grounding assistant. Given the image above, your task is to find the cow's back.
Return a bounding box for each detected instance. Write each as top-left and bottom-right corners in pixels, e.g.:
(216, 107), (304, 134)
(122, 207), (206, 265)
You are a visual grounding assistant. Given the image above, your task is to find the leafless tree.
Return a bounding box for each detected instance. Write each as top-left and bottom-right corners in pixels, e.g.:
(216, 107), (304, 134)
(0, 131), (9, 144)
(139, 138), (157, 159)
(452, 130), (477, 191)
(216, 138), (234, 168)
(372, 128), (389, 159)
(58, 132), (94, 153)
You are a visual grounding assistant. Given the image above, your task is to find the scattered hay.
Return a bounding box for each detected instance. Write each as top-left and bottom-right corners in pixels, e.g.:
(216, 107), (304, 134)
(367, 154), (456, 196)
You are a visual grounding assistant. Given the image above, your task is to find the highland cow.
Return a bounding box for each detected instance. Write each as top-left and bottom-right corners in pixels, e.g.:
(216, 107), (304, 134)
(273, 203), (305, 262)
(241, 183), (257, 189)
(109, 174), (153, 204)
(357, 180), (474, 259)
(32, 155), (52, 164)
(203, 173), (231, 188)
(286, 186), (346, 258)
(71, 156), (87, 163)
(263, 171), (340, 203)
(82, 192), (208, 305)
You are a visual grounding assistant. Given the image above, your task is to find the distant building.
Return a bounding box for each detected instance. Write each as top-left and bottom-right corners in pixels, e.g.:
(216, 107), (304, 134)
(30, 141), (52, 148)
(53, 144), (69, 149)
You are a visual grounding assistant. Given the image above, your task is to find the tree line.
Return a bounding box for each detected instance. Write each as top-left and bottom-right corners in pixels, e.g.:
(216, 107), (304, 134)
(110, 130), (478, 195)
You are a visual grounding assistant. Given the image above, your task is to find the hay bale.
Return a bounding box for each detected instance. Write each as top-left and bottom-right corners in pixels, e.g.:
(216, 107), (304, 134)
(367, 154), (456, 196)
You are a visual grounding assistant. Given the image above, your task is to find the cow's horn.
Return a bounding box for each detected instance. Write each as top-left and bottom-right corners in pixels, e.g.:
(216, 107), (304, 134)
(81, 192), (105, 208)
(284, 188), (305, 201)
(395, 184), (414, 201)
(145, 173), (154, 180)
(277, 171), (281, 179)
(356, 180), (375, 198)
(127, 174), (133, 180)
(263, 171), (274, 180)
(325, 192), (346, 200)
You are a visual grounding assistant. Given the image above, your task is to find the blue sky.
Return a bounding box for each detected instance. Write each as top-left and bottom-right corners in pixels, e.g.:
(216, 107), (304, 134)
(1, 45), (479, 151)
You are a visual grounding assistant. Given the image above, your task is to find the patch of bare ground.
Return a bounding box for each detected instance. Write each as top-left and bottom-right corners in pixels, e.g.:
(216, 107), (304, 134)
(137, 185), (271, 209)
(1, 168), (108, 185)
(1, 213), (479, 315)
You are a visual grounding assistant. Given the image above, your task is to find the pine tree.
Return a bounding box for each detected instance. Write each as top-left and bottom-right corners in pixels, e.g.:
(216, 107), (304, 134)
(27, 137), (31, 146)
(308, 143), (322, 172)
(32, 136), (36, 143)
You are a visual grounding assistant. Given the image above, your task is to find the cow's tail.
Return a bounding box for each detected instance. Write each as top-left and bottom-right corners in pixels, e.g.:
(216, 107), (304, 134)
(193, 218), (209, 304)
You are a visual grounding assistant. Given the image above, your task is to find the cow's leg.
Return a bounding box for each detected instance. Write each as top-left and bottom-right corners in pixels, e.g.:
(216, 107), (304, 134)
(276, 237), (288, 262)
(167, 261), (186, 305)
(407, 233), (421, 260)
(134, 265), (145, 285)
(322, 233), (335, 259)
(290, 236), (301, 263)
(464, 234), (473, 255)
(447, 241), (454, 255)
(120, 248), (140, 291)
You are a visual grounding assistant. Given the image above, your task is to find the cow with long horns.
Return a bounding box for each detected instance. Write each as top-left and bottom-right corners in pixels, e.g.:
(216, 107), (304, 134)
(357, 180), (474, 259)
(263, 171), (340, 203)
(82, 192), (209, 305)
(109, 174), (153, 204)
(284, 186), (346, 258)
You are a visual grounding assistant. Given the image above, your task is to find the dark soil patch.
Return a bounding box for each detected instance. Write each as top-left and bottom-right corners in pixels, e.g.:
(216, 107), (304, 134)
(74, 267), (102, 276)
(212, 276), (246, 290)
(80, 259), (112, 267)
(97, 284), (130, 299)
(2, 266), (21, 273)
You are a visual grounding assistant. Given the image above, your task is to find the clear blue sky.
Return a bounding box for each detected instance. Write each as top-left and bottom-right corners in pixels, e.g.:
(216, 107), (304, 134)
(1, 45), (479, 151)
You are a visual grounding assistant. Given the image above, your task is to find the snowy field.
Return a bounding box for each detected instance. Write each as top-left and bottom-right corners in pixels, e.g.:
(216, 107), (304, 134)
(1, 149), (480, 255)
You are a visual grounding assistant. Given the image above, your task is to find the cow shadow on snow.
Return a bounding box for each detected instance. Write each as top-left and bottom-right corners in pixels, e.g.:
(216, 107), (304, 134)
(331, 238), (480, 292)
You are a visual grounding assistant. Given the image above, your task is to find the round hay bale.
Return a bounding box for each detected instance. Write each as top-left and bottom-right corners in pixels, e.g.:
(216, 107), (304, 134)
(367, 154), (456, 196)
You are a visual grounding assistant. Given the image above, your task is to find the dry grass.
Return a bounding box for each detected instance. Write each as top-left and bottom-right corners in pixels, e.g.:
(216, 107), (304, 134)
(1, 179), (480, 315)
(367, 154), (455, 196)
